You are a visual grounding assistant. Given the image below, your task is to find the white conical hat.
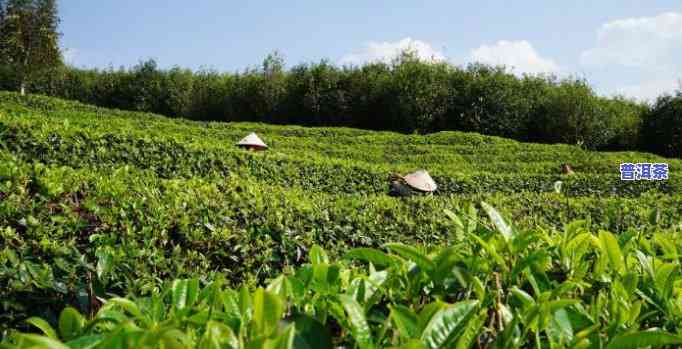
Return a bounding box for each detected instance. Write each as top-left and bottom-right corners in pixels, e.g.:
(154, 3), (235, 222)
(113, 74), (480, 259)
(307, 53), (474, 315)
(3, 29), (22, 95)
(236, 132), (268, 149)
(403, 170), (437, 192)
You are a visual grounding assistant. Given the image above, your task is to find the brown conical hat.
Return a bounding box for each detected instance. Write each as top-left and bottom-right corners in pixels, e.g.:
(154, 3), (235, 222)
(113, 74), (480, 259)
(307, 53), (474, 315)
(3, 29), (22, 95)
(403, 170), (437, 192)
(236, 132), (268, 149)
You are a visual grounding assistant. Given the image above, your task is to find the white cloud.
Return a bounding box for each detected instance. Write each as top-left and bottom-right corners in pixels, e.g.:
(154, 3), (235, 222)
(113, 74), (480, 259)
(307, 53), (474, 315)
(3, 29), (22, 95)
(581, 12), (682, 69)
(581, 12), (682, 100)
(469, 40), (560, 75)
(339, 37), (445, 65)
(614, 78), (680, 101)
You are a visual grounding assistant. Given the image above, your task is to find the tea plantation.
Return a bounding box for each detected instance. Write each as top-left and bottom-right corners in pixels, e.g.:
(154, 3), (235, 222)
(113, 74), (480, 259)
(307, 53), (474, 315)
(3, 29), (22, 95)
(1, 91), (682, 348)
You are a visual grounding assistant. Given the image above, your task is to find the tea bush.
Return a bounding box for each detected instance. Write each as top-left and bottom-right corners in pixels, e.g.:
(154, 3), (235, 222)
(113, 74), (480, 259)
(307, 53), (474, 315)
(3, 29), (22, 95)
(1, 92), (679, 198)
(4, 210), (682, 348)
(0, 92), (680, 346)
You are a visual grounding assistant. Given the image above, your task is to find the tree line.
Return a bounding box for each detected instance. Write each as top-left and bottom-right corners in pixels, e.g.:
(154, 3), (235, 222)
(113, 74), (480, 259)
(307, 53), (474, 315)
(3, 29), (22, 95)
(1, 0), (680, 157)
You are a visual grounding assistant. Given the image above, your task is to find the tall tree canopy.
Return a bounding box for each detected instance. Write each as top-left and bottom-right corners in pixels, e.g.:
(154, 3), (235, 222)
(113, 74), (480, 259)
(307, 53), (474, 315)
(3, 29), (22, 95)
(0, 0), (62, 95)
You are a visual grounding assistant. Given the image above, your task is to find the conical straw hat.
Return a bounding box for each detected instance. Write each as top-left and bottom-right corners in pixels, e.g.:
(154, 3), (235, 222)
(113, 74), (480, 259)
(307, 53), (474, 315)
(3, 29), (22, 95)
(403, 170), (437, 192)
(236, 132), (268, 149)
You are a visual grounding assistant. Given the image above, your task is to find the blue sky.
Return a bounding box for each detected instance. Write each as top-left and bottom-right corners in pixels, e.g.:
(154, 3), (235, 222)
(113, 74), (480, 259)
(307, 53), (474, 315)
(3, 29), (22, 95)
(59, 0), (681, 100)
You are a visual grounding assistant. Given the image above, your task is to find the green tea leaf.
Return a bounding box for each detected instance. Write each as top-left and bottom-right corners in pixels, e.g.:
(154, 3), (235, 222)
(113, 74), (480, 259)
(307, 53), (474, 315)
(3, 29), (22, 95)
(264, 324), (295, 349)
(309, 245), (329, 265)
(384, 243), (435, 275)
(343, 248), (397, 267)
(17, 334), (70, 349)
(606, 331), (682, 349)
(95, 249), (113, 280)
(421, 300), (479, 349)
(199, 321), (239, 349)
(455, 311), (486, 349)
(466, 204), (478, 235)
(65, 335), (104, 349)
(389, 304), (420, 338)
(444, 209), (464, 231)
(25, 317), (58, 339)
(546, 309), (574, 346)
(292, 314), (333, 349)
(339, 295), (374, 349)
(171, 279), (189, 311)
(598, 230), (624, 275)
(58, 307), (85, 341)
(481, 201), (512, 242)
(108, 297), (143, 319)
(252, 288), (285, 337)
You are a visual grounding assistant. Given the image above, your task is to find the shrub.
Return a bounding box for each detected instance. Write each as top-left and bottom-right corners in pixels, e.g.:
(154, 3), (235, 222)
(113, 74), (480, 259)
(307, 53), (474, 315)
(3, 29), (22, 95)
(5, 213), (682, 348)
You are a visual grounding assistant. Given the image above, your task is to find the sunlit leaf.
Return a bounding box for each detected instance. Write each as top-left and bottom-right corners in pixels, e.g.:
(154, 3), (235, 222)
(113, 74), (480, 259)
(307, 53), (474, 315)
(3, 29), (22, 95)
(25, 317), (58, 339)
(481, 201), (512, 242)
(58, 307), (85, 341)
(65, 334), (104, 349)
(606, 331), (682, 349)
(339, 295), (374, 349)
(390, 304), (420, 338)
(17, 334), (70, 349)
(598, 230), (624, 275)
(252, 288), (285, 337)
(420, 300), (479, 349)
(310, 245), (329, 265)
(343, 248), (398, 267)
(384, 243), (435, 275)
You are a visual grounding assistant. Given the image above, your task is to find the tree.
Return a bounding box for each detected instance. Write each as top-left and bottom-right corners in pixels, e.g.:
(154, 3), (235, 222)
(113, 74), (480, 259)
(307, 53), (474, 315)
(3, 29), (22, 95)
(259, 51), (286, 118)
(0, 0), (5, 31)
(526, 78), (614, 149)
(389, 49), (452, 133)
(640, 92), (682, 158)
(0, 0), (62, 95)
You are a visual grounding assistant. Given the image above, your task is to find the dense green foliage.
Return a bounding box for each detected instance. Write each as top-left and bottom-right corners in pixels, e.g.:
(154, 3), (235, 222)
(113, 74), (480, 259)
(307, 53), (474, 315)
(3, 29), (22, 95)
(641, 92), (682, 158)
(4, 52), (676, 156)
(0, 0), (62, 95)
(6, 222), (682, 348)
(0, 93), (680, 347)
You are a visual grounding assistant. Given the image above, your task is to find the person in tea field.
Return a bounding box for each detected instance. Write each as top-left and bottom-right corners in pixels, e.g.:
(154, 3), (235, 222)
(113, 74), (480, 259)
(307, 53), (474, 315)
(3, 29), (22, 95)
(561, 163), (575, 175)
(237, 132), (268, 151)
(389, 170), (438, 197)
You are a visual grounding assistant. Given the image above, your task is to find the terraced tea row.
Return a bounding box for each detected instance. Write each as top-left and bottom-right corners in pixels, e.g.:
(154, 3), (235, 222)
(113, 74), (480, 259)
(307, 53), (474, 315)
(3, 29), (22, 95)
(2, 151), (681, 329)
(1, 122), (679, 197)
(2, 91), (678, 178)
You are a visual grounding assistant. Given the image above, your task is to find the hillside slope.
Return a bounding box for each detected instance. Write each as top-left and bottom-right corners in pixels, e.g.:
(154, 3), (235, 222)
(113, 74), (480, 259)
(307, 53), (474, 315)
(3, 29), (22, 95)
(1, 91), (678, 195)
(1, 92), (681, 337)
